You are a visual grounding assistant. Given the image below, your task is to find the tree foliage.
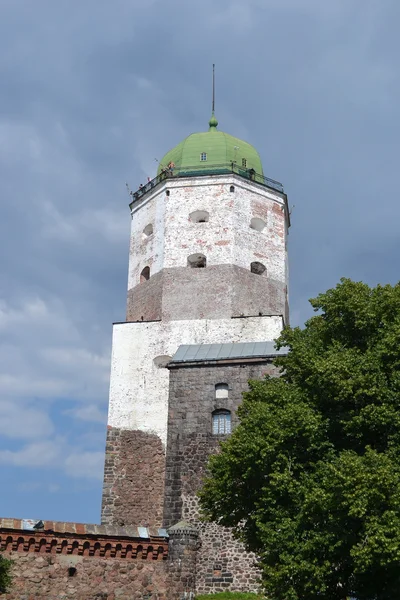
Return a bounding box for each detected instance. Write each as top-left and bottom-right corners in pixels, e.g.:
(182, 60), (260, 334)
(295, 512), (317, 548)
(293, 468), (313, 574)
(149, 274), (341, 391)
(196, 594), (262, 600)
(199, 279), (400, 600)
(0, 553), (13, 593)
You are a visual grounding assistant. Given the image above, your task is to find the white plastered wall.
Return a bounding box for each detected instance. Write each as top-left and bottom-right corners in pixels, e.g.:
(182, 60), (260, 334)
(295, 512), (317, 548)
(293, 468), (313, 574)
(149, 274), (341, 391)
(128, 176), (287, 290)
(108, 315), (283, 447)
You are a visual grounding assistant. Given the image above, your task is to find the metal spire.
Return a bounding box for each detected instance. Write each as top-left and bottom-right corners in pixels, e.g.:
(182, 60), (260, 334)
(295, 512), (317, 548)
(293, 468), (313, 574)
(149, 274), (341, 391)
(209, 64), (218, 130)
(212, 63), (215, 114)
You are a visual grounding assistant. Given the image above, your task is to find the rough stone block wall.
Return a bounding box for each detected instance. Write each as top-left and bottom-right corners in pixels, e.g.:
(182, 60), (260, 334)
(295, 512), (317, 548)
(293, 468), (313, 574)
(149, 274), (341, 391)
(126, 270), (163, 322)
(126, 265), (286, 323)
(2, 552), (167, 599)
(101, 427), (165, 527)
(0, 520), (171, 600)
(164, 360), (280, 594)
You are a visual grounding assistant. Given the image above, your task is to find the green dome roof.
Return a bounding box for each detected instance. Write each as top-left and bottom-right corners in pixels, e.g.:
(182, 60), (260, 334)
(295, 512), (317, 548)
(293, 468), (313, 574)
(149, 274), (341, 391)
(157, 114), (263, 176)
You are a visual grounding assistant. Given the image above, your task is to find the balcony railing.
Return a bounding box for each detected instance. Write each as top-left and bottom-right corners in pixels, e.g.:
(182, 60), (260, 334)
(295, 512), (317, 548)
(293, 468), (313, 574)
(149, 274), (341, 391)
(129, 162), (284, 204)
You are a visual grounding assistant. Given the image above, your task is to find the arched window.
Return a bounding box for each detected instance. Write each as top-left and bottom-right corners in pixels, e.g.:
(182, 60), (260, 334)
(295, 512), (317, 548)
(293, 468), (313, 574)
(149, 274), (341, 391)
(250, 261), (266, 275)
(212, 410), (231, 435)
(166, 190), (170, 196)
(250, 217), (266, 232)
(143, 224), (153, 237)
(140, 266), (150, 282)
(187, 253), (206, 268)
(229, 185), (235, 193)
(215, 383), (229, 399)
(189, 210), (209, 223)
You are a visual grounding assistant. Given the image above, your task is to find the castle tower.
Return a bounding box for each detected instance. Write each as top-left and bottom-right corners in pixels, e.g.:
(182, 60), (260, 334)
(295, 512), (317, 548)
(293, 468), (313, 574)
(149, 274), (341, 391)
(101, 112), (290, 529)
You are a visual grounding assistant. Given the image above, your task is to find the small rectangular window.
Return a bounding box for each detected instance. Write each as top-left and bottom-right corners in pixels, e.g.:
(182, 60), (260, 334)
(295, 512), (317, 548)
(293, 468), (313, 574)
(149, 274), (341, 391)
(200, 152), (207, 161)
(242, 158), (247, 168)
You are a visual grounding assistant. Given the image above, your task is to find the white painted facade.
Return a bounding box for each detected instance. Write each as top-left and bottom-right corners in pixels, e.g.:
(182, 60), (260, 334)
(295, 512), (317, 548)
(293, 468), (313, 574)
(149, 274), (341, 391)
(128, 175), (288, 294)
(107, 315), (284, 446)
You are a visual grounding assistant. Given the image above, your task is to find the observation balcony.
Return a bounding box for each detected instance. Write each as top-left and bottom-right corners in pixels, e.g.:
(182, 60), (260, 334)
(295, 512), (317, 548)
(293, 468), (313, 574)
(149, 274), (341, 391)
(129, 162), (284, 206)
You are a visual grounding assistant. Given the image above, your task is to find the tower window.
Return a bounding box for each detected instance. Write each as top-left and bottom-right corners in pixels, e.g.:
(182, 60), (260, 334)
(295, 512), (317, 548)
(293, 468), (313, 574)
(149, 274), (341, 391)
(250, 217), (266, 232)
(242, 158), (247, 168)
(187, 253), (206, 268)
(250, 261), (266, 276)
(200, 152), (207, 161)
(229, 185), (235, 193)
(189, 210), (209, 223)
(212, 410), (231, 435)
(143, 224), (153, 237)
(140, 266), (150, 282)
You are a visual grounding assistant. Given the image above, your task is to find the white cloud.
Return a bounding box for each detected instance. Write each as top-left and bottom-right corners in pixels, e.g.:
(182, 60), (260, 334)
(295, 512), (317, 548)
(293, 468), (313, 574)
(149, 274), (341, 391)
(0, 400), (54, 440)
(0, 439), (104, 480)
(0, 296), (110, 403)
(65, 451), (104, 480)
(0, 440), (63, 468)
(64, 404), (106, 424)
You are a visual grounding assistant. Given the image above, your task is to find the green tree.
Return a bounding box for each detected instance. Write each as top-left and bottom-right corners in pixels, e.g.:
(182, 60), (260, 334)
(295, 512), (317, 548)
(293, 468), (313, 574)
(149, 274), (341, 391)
(0, 553), (12, 593)
(199, 279), (400, 600)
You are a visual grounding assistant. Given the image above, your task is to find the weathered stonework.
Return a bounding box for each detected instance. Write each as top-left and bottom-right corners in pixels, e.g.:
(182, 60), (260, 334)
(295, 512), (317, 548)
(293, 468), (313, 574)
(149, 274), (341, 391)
(127, 264), (287, 323)
(103, 171), (288, 554)
(126, 175), (289, 324)
(164, 359), (280, 594)
(0, 519), (170, 599)
(106, 315), (283, 446)
(101, 427), (165, 527)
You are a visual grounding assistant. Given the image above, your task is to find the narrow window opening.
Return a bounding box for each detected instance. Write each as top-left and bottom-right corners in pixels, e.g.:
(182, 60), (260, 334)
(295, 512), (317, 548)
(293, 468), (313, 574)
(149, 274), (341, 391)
(229, 185), (235, 193)
(212, 410), (231, 435)
(250, 261), (266, 276)
(68, 567), (77, 577)
(215, 383), (229, 399)
(140, 266), (150, 282)
(166, 190), (170, 196)
(250, 218), (266, 232)
(242, 158), (247, 168)
(187, 253), (206, 268)
(143, 224), (153, 237)
(189, 210), (209, 223)
(200, 152), (207, 161)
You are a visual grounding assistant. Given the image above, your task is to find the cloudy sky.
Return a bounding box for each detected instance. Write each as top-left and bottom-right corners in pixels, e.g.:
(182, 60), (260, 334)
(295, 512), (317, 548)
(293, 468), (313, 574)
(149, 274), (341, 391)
(1, 0), (399, 524)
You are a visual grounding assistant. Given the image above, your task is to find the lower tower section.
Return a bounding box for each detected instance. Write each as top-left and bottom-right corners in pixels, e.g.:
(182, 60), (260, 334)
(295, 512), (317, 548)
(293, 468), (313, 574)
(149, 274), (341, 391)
(101, 317), (283, 527)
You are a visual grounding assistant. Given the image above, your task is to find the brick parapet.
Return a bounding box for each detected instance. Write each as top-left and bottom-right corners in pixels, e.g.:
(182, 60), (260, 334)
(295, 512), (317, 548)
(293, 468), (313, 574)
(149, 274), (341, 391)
(0, 519), (168, 561)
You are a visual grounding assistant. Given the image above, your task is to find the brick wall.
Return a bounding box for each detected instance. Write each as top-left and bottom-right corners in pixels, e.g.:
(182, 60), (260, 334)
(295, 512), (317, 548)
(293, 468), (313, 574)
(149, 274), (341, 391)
(164, 359), (280, 594)
(101, 427), (165, 528)
(0, 519), (199, 599)
(0, 520), (169, 599)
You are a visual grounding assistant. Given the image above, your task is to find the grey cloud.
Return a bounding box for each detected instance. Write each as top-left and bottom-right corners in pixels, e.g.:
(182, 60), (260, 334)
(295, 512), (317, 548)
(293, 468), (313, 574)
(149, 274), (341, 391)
(1, 0), (400, 520)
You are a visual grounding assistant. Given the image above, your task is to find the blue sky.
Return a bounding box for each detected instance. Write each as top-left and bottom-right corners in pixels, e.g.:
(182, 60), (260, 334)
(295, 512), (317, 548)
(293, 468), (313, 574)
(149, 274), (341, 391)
(1, 0), (399, 524)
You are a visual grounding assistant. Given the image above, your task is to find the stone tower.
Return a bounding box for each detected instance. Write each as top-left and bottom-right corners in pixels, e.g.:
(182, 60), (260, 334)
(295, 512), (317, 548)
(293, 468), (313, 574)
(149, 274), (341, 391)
(101, 112), (290, 533)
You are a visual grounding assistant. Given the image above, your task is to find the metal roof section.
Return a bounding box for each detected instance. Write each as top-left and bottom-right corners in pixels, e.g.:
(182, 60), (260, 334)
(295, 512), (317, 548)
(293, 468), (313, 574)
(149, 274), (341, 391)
(4, 519), (169, 539)
(170, 341), (288, 364)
